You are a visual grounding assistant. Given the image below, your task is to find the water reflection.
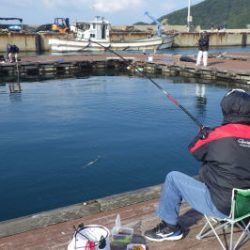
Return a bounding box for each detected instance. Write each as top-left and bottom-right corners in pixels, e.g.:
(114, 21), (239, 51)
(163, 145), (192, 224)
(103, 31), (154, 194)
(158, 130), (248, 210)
(6, 61), (22, 94)
(195, 84), (207, 122)
(9, 82), (22, 93)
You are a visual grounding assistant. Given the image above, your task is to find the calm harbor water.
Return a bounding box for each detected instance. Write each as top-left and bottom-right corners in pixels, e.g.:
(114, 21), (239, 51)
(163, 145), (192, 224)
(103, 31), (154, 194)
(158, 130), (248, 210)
(0, 47), (248, 222)
(0, 74), (235, 222)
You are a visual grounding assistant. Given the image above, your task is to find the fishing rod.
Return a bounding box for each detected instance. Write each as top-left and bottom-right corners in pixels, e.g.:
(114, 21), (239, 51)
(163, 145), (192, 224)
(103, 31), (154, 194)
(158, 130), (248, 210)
(89, 39), (204, 129)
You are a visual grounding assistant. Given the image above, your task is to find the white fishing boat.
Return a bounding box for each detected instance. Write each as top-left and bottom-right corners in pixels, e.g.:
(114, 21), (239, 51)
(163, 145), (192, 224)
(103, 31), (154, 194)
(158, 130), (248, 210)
(48, 16), (176, 52)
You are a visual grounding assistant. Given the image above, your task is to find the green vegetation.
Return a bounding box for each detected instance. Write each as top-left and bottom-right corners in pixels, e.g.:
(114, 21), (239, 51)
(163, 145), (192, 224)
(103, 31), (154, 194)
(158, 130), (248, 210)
(133, 22), (149, 25)
(159, 0), (250, 29)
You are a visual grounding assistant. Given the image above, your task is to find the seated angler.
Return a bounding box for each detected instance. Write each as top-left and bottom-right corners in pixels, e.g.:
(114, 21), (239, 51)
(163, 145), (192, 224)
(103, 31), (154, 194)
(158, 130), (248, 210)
(144, 89), (250, 242)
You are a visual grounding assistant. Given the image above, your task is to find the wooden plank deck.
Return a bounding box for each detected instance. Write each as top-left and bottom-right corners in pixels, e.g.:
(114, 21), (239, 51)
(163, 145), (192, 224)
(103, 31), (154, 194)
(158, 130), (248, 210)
(0, 185), (249, 250)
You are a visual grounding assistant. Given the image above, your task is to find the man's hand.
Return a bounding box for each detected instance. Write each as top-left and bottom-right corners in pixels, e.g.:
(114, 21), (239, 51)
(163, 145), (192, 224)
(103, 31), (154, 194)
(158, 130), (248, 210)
(199, 126), (211, 140)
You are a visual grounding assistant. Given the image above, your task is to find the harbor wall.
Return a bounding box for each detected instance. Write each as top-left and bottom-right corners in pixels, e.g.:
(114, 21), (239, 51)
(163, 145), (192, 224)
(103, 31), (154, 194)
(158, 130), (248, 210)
(0, 32), (38, 52)
(0, 31), (250, 53)
(0, 32), (70, 53)
(110, 31), (152, 42)
(174, 31), (250, 47)
(37, 32), (72, 51)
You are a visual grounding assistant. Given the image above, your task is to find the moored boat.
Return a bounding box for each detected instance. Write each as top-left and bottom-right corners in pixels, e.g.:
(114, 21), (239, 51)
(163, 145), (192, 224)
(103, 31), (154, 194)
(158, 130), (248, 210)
(48, 16), (176, 52)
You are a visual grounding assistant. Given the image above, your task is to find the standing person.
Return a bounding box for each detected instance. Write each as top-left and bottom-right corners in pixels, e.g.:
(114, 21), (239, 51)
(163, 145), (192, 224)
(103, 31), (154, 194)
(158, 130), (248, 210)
(7, 44), (20, 63)
(196, 31), (209, 67)
(144, 89), (250, 242)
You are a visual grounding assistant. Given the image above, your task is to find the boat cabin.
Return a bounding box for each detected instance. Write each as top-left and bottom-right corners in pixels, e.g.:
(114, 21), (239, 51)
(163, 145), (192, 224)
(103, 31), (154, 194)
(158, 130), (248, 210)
(74, 16), (110, 41)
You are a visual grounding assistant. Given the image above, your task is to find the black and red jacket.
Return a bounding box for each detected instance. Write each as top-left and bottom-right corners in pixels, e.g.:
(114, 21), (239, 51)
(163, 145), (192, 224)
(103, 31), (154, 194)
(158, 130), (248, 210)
(189, 90), (250, 215)
(189, 124), (250, 215)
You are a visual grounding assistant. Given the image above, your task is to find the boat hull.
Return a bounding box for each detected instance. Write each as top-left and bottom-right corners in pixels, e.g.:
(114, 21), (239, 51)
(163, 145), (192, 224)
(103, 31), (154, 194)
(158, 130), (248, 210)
(48, 35), (175, 52)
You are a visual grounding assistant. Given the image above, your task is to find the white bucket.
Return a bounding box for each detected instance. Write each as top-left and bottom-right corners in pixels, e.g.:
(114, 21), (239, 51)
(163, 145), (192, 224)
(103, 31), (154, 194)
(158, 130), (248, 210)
(148, 56), (153, 62)
(67, 224), (111, 250)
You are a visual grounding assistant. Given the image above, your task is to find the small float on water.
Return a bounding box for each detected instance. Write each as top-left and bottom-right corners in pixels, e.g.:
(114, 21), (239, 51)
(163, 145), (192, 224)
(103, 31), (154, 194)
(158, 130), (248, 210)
(48, 16), (177, 52)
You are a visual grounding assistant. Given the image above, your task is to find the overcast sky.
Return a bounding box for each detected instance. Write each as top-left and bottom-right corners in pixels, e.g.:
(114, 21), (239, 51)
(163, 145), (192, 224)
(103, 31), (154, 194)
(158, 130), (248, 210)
(0, 0), (204, 25)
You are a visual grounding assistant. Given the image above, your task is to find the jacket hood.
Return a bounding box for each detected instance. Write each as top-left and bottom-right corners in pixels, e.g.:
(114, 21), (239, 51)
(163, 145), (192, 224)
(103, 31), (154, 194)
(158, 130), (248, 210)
(220, 89), (250, 124)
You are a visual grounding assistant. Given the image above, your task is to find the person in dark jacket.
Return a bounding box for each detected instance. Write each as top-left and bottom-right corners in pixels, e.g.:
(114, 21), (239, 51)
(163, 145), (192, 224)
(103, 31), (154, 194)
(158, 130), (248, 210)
(196, 31), (209, 67)
(144, 89), (250, 242)
(7, 44), (20, 63)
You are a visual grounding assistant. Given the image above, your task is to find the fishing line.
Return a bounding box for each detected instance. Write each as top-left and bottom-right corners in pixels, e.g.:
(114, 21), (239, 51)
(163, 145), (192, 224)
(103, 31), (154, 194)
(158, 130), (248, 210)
(89, 39), (204, 129)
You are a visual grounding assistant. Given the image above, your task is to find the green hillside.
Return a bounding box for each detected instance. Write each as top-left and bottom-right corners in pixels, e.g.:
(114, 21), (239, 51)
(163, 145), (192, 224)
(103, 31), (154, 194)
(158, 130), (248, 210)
(159, 0), (250, 29)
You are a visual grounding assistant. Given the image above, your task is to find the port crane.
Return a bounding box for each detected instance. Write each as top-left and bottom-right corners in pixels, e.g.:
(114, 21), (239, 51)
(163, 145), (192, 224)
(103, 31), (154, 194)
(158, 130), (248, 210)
(144, 11), (162, 36)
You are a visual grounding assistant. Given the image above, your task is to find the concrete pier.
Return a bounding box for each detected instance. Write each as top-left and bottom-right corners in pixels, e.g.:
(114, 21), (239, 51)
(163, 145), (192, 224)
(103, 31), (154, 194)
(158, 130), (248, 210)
(1, 53), (250, 88)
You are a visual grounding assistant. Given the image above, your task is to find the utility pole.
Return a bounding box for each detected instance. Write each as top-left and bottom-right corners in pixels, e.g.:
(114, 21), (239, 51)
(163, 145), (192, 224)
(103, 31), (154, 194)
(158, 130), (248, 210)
(187, 0), (192, 32)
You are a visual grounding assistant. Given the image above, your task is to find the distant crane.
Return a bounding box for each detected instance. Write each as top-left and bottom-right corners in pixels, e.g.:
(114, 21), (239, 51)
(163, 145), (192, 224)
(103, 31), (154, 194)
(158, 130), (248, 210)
(144, 11), (162, 37)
